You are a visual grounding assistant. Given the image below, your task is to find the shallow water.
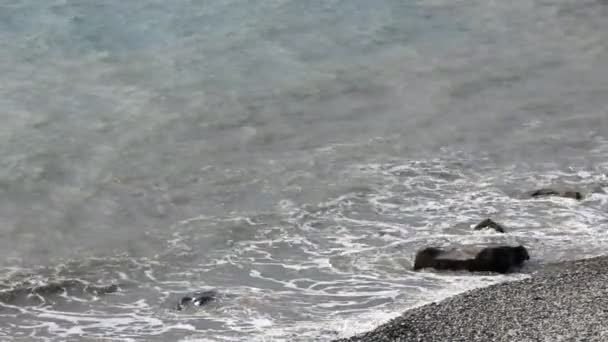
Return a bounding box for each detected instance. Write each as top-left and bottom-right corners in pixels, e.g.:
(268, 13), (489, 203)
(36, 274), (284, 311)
(1, 0), (608, 340)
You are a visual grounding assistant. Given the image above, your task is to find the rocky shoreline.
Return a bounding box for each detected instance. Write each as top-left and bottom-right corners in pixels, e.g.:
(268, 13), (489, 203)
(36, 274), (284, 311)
(335, 255), (608, 342)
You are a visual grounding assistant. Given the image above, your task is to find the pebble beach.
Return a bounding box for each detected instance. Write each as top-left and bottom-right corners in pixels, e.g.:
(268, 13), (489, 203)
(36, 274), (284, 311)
(336, 256), (608, 342)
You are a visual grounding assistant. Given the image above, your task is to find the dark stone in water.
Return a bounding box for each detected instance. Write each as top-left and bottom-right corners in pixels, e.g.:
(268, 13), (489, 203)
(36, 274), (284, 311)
(93, 283), (119, 296)
(530, 188), (583, 200)
(473, 218), (505, 233)
(413, 245), (530, 274)
(177, 290), (217, 310)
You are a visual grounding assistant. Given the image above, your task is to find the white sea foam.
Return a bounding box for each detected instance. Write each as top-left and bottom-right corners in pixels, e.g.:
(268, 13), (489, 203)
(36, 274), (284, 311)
(2, 147), (608, 341)
(2, 0), (608, 340)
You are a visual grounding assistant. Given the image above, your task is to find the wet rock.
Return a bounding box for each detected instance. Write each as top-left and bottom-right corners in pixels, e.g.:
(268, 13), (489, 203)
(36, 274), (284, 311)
(473, 246), (530, 273)
(177, 290), (217, 310)
(91, 283), (119, 296)
(474, 218), (506, 233)
(530, 188), (583, 200)
(414, 245), (530, 274)
(413, 247), (473, 272)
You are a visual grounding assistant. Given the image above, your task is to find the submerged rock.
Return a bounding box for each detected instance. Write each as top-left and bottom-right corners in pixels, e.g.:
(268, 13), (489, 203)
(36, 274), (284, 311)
(177, 290), (217, 310)
(473, 218), (506, 233)
(530, 188), (583, 200)
(413, 245), (530, 274)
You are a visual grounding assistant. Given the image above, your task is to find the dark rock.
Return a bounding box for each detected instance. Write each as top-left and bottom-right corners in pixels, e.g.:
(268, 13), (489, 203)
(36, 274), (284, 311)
(413, 245), (530, 274)
(563, 191), (584, 200)
(92, 283), (119, 295)
(177, 290), (217, 310)
(530, 188), (583, 200)
(474, 218), (506, 233)
(413, 247), (474, 272)
(473, 245), (530, 274)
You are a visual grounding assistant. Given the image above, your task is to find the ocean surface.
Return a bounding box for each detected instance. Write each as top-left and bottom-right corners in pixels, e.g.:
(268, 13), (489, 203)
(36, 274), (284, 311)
(1, 0), (608, 340)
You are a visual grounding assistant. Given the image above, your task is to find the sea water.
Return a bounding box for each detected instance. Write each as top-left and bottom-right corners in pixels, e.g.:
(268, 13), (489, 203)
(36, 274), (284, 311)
(1, 0), (608, 340)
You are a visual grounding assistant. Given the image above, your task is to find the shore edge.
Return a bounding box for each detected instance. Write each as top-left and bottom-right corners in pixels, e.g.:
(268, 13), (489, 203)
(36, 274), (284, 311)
(334, 255), (608, 342)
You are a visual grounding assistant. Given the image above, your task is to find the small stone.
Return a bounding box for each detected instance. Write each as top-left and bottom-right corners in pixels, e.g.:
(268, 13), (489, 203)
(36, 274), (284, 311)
(473, 218), (506, 233)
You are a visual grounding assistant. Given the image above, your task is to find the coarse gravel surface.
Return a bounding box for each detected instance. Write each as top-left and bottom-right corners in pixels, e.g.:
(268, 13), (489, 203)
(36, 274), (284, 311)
(335, 256), (608, 342)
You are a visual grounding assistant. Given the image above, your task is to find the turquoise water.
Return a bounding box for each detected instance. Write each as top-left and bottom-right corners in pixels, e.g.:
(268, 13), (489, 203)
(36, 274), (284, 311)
(1, 0), (608, 340)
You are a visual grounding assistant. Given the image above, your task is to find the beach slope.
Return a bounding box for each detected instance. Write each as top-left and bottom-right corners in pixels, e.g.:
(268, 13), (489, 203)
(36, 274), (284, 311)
(335, 256), (608, 342)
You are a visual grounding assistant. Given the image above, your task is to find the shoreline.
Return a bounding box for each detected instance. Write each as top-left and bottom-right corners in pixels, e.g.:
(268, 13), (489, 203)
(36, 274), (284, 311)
(334, 255), (608, 342)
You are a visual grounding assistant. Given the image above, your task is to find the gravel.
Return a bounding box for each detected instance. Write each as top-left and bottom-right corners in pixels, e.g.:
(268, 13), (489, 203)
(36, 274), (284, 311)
(335, 256), (608, 342)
